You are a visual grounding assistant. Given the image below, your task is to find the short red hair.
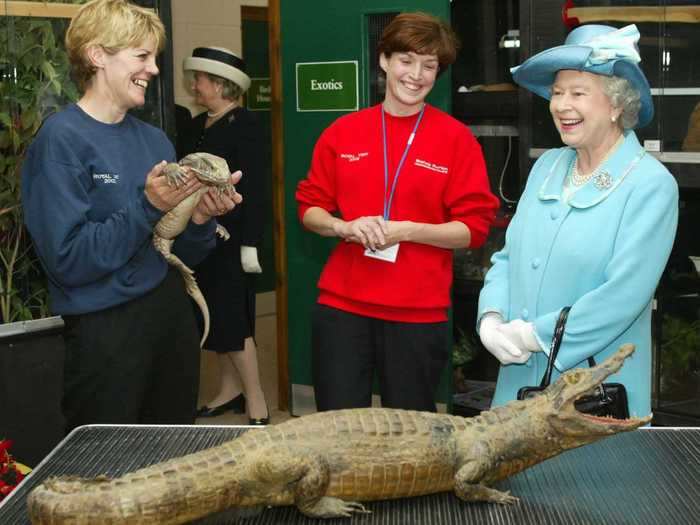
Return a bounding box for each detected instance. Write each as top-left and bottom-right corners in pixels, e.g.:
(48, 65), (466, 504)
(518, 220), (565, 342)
(377, 12), (459, 74)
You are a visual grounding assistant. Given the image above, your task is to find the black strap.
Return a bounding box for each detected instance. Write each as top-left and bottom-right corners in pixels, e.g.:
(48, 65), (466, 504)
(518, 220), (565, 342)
(539, 306), (571, 388)
(192, 47), (247, 73)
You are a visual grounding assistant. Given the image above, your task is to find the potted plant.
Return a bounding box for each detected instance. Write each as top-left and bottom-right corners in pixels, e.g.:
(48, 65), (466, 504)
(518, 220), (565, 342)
(1, 7), (80, 324)
(1, 4), (83, 467)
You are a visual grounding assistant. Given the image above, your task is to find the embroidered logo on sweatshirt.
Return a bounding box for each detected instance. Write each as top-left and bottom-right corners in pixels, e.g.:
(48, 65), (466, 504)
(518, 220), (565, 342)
(414, 158), (448, 174)
(93, 173), (120, 184)
(339, 152), (369, 163)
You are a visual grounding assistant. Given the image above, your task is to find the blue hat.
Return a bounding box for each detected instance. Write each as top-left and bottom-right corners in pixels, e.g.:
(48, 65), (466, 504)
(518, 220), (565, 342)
(511, 24), (653, 128)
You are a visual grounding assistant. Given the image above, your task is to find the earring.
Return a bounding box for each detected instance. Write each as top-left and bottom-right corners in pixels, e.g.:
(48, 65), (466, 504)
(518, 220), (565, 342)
(611, 115), (617, 123)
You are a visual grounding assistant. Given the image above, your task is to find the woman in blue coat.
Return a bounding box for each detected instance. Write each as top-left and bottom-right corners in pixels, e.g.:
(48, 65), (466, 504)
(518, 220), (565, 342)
(477, 24), (678, 418)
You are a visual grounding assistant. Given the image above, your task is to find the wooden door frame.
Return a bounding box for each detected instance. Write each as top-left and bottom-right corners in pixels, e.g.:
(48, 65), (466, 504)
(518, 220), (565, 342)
(266, 0), (289, 411)
(240, 1), (288, 411)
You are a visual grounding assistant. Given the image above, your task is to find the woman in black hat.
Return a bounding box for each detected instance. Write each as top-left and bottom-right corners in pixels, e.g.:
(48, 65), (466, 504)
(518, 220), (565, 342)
(181, 46), (269, 425)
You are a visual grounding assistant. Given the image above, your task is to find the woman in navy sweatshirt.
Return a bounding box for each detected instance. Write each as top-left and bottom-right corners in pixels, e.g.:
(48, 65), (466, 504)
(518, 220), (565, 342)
(21, 0), (241, 431)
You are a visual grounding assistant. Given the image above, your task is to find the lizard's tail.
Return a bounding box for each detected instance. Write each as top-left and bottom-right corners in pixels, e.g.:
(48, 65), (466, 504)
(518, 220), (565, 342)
(183, 271), (210, 347)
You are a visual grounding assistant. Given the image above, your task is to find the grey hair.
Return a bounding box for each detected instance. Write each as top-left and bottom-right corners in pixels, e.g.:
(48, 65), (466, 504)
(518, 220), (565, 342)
(204, 72), (244, 100)
(600, 75), (641, 130)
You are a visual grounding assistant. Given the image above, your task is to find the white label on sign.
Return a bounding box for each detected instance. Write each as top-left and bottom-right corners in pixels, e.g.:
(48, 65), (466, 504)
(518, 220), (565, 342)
(644, 140), (661, 152)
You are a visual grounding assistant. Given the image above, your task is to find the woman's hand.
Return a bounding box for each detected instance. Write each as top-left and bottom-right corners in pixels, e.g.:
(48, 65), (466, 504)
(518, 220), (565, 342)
(479, 314), (531, 365)
(241, 245), (263, 273)
(144, 161), (203, 212)
(498, 319), (542, 353)
(191, 170), (243, 224)
(335, 215), (388, 251)
(378, 220), (414, 248)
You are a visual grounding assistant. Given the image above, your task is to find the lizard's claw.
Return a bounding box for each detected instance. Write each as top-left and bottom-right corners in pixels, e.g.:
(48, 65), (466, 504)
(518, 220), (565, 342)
(494, 490), (519, 505)
(163, 165), (187, 188)
(300, 497), (371, 518)
(219, 183), (236, 197)
(342, 501), (372, 515)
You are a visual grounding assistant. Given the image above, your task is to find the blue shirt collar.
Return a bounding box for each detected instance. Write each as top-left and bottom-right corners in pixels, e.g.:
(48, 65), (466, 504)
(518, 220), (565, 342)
(538, 131), (646, 208)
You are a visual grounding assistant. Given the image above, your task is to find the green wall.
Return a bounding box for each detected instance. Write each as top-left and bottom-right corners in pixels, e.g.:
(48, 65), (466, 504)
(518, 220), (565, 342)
(280, 0), (452, 412)
(242, 17), (275, 293)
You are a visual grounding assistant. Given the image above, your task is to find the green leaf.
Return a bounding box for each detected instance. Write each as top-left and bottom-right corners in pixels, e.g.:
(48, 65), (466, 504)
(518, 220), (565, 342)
(21, 109), (38, 131)
(10, 128), (20, 152)
(41, 61), (57, 80)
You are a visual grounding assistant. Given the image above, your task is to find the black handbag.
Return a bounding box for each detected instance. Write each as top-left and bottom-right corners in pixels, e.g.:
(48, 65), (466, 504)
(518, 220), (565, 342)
(516, 307), (630, 419)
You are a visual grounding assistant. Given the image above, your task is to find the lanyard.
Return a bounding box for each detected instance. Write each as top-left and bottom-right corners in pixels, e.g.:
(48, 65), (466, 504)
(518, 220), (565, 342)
(381, 105), (425, 220)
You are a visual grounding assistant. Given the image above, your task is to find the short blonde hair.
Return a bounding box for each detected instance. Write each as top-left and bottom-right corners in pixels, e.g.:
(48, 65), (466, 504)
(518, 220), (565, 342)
(65, 0), (165, 92)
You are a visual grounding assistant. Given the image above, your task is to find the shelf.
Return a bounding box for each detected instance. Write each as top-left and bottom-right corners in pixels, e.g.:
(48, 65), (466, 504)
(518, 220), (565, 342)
(651, 88), (700, 96)
(453, 91), (518, 120)
(567, 5), (700, 24)
(2, 1), (84, 18)
(469, 125), (519, 137)
(0, 316), (64, 338)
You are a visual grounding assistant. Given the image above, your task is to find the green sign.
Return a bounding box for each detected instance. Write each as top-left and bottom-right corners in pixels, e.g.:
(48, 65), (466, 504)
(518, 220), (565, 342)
(296, 61), (358, 112)
(247, 77), (271, 111)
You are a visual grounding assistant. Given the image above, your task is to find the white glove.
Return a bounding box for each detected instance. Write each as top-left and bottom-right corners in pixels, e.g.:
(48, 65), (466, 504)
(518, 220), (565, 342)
(498, 319), (542, 353)
(478, 313), (531, 365)
(241, 245), (262, 273)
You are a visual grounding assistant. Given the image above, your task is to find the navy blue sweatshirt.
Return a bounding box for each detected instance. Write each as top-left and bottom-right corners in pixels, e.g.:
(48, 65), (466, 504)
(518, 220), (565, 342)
(22, 104), (216, 315)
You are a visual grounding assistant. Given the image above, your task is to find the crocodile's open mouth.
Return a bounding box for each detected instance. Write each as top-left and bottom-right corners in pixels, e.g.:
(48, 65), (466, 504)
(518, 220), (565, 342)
(574, 404), (651, 428)
(553, 344), (652, 430)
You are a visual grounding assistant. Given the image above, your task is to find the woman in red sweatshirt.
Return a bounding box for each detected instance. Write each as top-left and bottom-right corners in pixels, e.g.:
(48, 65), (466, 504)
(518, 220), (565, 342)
(296, 12), (498, 412)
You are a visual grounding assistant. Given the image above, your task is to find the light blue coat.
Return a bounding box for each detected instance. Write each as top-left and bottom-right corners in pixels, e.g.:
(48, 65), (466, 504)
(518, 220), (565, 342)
(478, 131), (678, 418)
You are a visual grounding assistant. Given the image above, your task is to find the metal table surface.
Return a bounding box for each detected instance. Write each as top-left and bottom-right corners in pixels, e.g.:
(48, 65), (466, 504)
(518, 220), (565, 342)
(1, 424), (699, 524)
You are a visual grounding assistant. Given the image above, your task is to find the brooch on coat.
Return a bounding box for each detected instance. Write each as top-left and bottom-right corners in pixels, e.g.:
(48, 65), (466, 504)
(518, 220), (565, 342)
(592, 171), (613, 190)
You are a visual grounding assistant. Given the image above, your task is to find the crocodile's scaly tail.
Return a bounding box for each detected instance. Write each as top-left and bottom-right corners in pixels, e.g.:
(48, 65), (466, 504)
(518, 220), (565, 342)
(26, 438), (263, 524)
(26, 473), (244, 524)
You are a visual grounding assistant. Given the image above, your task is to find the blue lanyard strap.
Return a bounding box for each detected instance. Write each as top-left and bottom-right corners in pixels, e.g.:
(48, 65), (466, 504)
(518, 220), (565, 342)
(381, 105), (425, 220)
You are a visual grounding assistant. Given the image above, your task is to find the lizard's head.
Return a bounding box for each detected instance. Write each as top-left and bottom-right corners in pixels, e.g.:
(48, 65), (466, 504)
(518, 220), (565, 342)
(541, 344), (650, 444)
(179, 152), (231, 184)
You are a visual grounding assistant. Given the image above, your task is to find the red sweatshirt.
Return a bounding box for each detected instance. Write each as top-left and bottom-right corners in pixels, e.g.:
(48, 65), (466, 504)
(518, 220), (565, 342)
(296, 104), (498, 322)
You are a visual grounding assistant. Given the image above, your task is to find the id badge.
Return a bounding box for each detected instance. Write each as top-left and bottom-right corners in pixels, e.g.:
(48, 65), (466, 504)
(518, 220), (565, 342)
(364, 243), (399, 263)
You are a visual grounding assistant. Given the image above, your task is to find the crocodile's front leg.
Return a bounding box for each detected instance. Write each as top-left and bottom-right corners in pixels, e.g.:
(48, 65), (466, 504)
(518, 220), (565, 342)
(454, 447), (518, 504)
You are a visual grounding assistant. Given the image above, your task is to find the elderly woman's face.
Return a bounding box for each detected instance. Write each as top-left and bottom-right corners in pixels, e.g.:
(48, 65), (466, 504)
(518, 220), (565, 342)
(549, 70), (621, 152)
(191, 72), (222, 109)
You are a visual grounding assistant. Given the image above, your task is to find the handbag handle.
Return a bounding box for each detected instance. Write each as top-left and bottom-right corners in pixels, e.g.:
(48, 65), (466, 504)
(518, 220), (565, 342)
(539, 306), (571, 388)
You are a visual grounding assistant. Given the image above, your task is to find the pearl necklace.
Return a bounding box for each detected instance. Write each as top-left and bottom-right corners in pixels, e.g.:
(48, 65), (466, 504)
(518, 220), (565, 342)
(206, 101), (237, 119)
(571, 134), (625, 186)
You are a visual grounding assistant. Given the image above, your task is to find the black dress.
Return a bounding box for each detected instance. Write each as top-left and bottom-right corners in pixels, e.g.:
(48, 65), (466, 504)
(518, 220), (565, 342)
(180, 106), (265, 352)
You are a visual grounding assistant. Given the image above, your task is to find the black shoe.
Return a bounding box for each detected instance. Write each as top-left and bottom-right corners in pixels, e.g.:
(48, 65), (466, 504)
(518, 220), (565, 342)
(248, 405), (270, 426)
(196, 393), (246, 418)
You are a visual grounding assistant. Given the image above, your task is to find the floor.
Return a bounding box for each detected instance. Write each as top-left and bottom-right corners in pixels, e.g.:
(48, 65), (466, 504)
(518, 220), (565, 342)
(194, 294), (293, 426)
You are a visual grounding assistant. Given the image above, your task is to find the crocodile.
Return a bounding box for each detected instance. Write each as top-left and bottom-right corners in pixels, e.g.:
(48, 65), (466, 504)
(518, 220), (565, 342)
(152, 152), (236, 347)
(27, 344), (648, 524)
